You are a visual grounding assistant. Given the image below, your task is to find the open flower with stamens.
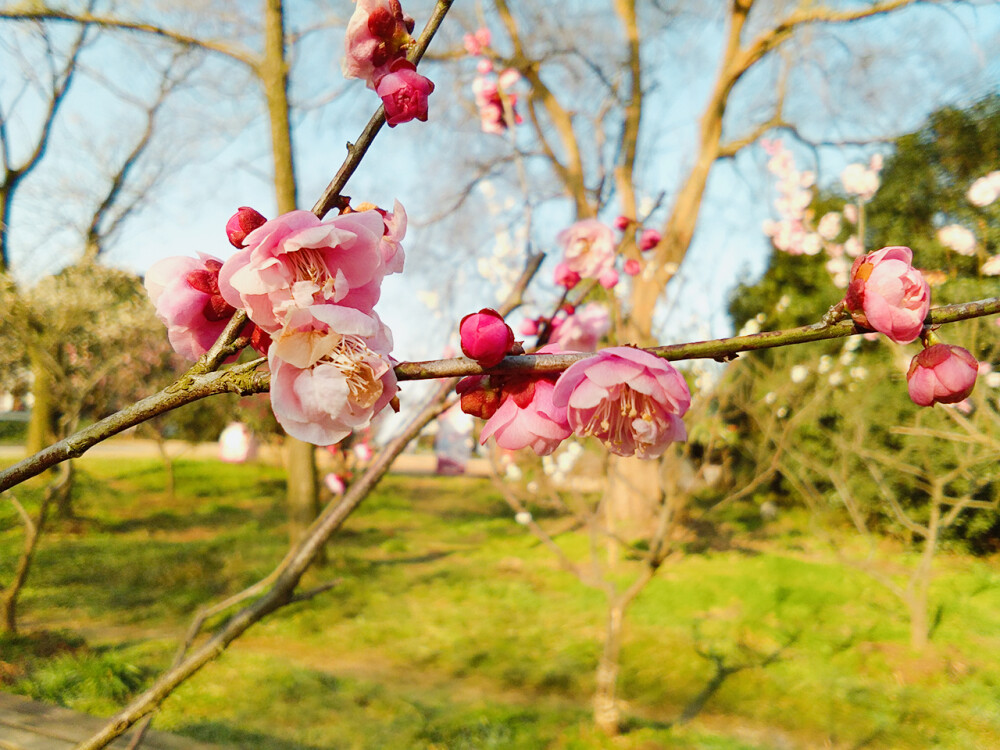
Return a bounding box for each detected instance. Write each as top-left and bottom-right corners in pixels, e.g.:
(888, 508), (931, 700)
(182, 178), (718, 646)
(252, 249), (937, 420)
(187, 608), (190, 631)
(219, 209), (389, 333)
(269, 318), (397, 445)
(552, 346), (690, 459)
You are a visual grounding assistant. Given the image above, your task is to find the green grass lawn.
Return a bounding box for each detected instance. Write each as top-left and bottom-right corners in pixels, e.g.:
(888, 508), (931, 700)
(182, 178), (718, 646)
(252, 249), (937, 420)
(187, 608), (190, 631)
(2, 456), (1000, 749)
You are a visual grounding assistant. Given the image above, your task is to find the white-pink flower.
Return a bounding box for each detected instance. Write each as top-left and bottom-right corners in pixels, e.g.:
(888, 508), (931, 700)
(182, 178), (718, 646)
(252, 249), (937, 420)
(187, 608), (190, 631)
(937, 224), (977, 256)
(817, 212), (842, 241)
(269, 324), (397, 446)
(556, 219), (618, 285)
(218, 209), (389, 334)
(552, 346), (690, 459)
(967, 171), (1000, 208)
(980, 254), (1000, 276)
(841, 163), (880, 201)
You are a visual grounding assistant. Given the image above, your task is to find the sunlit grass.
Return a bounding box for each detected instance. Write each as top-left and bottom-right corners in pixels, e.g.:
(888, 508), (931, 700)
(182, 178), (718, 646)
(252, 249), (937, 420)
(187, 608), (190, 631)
(2, 455), (1000, 748)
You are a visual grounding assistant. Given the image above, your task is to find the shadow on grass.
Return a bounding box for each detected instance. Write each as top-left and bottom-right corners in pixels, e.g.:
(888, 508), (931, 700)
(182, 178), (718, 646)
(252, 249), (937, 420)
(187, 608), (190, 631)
(96, 501), (285, 536)
(180, 722), (329, 750)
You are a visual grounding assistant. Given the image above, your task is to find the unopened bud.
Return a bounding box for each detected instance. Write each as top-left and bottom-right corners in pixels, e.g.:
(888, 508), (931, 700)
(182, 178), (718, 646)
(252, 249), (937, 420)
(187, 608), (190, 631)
(226, 207), (267, 249)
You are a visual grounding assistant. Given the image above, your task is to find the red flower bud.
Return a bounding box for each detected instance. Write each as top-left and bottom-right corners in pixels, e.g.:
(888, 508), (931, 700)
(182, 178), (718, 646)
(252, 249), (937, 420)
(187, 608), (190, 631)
(226, 207), (267, 249)
(638, 229), (661, 252)
(456, 376), (503, 419)
(460, 308), (515, 368)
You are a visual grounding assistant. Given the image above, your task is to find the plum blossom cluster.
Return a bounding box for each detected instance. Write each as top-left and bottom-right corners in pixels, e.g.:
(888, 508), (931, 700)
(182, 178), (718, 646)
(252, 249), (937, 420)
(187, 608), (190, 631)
(462, 26), (524, 135)
(550, 214), (661, 292)
(457, 310), (691, 459)
(761, 139), (883, 288)
(936, 168), (1000, 268)
(342, 0), (434, 126)
(146, 202), (407, 445)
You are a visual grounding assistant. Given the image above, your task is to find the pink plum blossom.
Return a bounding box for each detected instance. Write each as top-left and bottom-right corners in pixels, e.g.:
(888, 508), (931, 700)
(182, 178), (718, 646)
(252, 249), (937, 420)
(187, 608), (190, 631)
(906, 344), (978, 407)
(550, 302), (610, 352)
(937, 224), (977, 256)
(324, 473), (346, 495)
(226, 206), (267, 249)
(463, 27), (491, 55)
(476, 345), (572, 456)
(623, 258), (641, 276)
(460, 308), (515, 367)
(269, 327), (397, 445)
(557, 219), (617, 282)
(218, 209), (388, 333)
(145, 253), (237, 361)
(519, 318), (540, 336)
(376, 200), (407, 273)
(553, 262), (581, 289)
(551, 346), (690, 459)
(376, 59), (434, 126)
(638, 229), (660, 252)
(844, 246), (930, 345)
(342, 0), (415, 89)
(473, 70), (522, 135)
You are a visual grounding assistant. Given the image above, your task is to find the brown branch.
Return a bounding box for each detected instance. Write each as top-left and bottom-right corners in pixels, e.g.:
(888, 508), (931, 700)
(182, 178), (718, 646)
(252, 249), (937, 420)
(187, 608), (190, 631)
(736, 0), (923, 84)
(0, 7), (258, 69)
(2, 293), (996, 494)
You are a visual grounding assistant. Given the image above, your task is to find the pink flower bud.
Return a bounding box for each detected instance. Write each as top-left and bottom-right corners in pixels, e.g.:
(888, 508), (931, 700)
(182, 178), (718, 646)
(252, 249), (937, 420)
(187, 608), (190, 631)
(460, 308), (515, 368)
(519, 318), (540, 336)
(623, 258), (641, 276)
(906, 344), (978, 407)
(638, 228), (661, 252)
(375, 59), (434, 126)
(844, 246), (930, 344)
(226, 206), (267, 249)
(476, 58), (494, 74)
(613, 215), (631, 231)
(554, 262), (581, 289)
(598, 268), (619, 289)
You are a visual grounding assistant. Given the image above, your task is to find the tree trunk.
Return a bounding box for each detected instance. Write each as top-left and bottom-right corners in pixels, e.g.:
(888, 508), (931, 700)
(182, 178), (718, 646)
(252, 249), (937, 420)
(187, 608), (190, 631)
(261, 0), (322, 549)
(908, 504), (940, 651)
(52, 460), (75, 519)
(606, 454), (660, 539)
(593, 603), (625, 735)
(1, 470), (60, 633)
(25, 347), (57, 457)
(286, 437), (319, 546)
(155, 436), (176, 503)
